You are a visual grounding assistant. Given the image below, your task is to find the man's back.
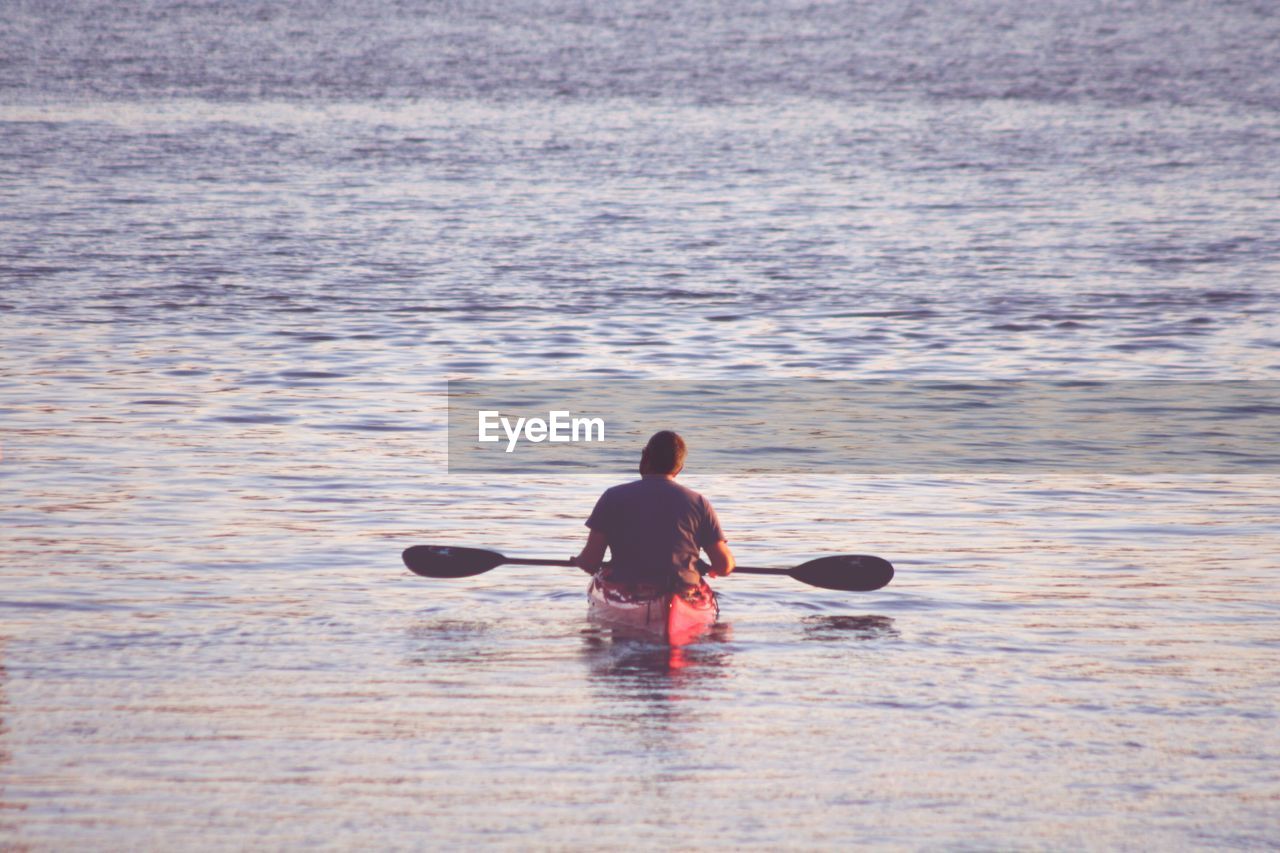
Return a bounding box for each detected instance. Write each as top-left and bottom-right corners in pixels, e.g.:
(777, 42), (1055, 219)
(586, 476), (725, 588)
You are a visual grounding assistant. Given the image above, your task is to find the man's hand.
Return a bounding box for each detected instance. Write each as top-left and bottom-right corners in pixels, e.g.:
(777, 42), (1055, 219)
(704, 540), (735, 578)
(574, 529), (608, 574)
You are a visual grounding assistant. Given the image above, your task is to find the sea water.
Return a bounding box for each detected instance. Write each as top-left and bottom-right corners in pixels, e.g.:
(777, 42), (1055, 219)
(2, 0), (1279, 848)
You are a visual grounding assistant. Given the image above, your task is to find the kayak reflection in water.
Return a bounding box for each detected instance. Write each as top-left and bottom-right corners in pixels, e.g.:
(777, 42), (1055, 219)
(571, 430), (735, 599)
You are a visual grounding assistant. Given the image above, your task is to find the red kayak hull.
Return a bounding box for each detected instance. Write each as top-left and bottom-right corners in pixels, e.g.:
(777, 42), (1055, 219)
(587, 576), (718, 645)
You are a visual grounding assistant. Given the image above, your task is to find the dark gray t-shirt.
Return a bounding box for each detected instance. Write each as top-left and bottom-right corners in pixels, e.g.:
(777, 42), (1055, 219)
(585, 476), (726, 587)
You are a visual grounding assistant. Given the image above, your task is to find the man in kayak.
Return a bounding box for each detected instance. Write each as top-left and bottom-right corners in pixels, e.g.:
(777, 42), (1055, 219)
(571, 430), (735, 597)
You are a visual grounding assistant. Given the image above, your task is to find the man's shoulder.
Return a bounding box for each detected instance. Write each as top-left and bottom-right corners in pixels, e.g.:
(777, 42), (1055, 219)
(668, 480), (706, 502)
(612, 477), (706, 503)
(603, 478), (643, 497)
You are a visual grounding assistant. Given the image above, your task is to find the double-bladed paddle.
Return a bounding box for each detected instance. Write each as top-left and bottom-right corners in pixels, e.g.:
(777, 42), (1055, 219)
(401, 545), (894, 592)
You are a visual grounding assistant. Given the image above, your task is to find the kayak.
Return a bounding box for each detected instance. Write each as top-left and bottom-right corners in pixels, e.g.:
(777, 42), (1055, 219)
(586, 575), (718, 645)
(587, 576), (718, 644)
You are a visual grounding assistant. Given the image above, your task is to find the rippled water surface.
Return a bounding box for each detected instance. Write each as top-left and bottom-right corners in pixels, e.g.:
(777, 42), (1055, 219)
(3, 0), (1280, 848)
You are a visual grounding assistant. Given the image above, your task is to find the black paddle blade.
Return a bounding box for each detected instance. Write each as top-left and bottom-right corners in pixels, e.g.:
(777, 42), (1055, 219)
(402, 545), (506, 578)
(790, 555), (894, 592)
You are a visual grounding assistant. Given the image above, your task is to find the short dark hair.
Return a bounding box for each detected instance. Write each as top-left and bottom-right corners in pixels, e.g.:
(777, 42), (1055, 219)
(641, 430), (686, 475)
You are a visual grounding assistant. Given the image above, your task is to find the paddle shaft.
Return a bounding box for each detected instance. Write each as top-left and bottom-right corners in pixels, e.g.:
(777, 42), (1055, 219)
(505, 555), (788, 576)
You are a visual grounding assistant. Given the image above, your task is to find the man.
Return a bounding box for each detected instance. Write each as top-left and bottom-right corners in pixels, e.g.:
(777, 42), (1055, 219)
(572, 430), (734, 595)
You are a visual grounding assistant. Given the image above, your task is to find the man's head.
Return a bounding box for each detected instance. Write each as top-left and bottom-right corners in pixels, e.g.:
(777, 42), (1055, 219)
(639, 430), (686, 477)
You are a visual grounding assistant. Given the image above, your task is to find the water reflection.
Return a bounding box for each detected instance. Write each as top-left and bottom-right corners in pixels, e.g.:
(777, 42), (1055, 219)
(576, 625), (734, 763)
(0, 639), (12, 839)
(580, 623), (735, 679)
(402, 618), (501, 667)
(800, 614), (898, 642)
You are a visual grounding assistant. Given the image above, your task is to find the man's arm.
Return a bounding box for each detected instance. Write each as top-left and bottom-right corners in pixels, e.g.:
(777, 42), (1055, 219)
(571, 528), (609, 573)
(705, 539), (735, 577)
